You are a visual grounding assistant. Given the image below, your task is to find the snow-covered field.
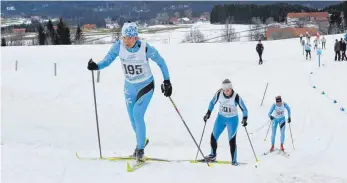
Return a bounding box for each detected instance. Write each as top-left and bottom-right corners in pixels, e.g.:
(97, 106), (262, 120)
(87, 22), (252, 44)
(1, 32), (347, 183)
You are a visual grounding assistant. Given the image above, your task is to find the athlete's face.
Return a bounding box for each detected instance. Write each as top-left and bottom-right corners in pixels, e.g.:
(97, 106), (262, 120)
(223, 88), (232, 97)
(123, 36), (136, 48)
(276, 100), (282, 106)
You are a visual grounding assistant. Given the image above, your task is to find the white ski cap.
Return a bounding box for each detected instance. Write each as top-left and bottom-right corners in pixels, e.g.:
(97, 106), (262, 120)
(121, 22), (138, 37)
(221, 79), (232, 90)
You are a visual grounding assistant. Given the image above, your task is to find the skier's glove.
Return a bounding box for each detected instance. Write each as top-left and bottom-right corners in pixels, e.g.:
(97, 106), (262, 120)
(203, 110), (211, 122)
(161, 80), (172, 97)
(87, 59), (99, 70)
(270, 116), (275, 120)
(287, 117), (291, 123)
(242, 117), (248, 127)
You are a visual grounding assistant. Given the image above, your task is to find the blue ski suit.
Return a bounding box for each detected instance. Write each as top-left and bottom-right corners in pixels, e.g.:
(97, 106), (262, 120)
(207, 89), (248, 163)
(268, 103), (291, 145)
(96, 40), (170, 150)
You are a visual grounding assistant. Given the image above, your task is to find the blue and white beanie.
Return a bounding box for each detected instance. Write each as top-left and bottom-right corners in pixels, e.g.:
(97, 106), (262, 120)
(122, 22), (138, 37)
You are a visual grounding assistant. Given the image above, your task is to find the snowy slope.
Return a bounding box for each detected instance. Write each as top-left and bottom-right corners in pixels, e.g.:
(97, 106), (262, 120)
(1, 33), (347, 183)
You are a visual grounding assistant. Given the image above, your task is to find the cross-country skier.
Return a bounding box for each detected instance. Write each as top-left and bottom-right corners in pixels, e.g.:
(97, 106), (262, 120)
(202, 79), (248, 166)
(87, 22), (172, 161)
(268, 96), (291, 152)
(256, 40), (264, 65)
(305, 42), (312, 60)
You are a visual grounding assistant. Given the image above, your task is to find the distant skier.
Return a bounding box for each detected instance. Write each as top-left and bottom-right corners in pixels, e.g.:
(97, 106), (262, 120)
(313, 38), (318, 50)
(299, 33), (303, 43)
(256, 40), (264, 65)
(342, 39), (347, 61)
(202, 79), (248, 166)
(305, 42), (312, 60)
(268, 96), (291, 152)
(306, 32), (311, 42)
(87, 21), (172, 161)
(334, 39), (341, 61)
(321, 36), (326, 50)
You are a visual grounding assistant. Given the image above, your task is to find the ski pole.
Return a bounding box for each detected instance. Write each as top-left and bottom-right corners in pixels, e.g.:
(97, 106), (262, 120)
(260, 82), (269, 106)
(195, 122), (207, 161)
(264, 120), (272, 141)
(244, 127), (259, 162)
(91, 69), (103, 158)
(289, 123), (295, 150)
(168, 97), (210, 167)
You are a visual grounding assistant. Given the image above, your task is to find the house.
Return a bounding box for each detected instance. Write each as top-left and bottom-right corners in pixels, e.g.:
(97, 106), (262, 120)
(287, 12), (329, 34)
(266, 27), (318, 40)
(178, 17), (191, 24)
(105, 17), (120, 29)
(12, 28), (26, 34)
(169, 17), (179, 25)
(83, 24), (97, 29)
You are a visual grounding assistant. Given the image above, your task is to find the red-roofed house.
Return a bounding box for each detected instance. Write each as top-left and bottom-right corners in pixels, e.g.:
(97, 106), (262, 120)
(287, 12), (329, 33)
(266, 27), (318, 40)
(170, 17), (179, 24)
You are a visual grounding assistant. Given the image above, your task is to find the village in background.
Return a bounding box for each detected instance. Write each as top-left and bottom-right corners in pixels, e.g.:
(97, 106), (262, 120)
(1, 2), (346, 46)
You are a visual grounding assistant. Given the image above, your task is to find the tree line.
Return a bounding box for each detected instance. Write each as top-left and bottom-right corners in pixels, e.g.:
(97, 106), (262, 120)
(210, 2), (347, 26)
(2, 17), (85, 46)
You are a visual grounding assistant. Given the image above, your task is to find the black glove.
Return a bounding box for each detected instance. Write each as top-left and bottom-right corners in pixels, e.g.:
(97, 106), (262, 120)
(288, 117), (291, 123)
(270, 116), (275, 120)
(203, 110), (211, 122)
(87, 59), (98, 70)
(161, 80), (172, 97)
(242, 117), (248, 127)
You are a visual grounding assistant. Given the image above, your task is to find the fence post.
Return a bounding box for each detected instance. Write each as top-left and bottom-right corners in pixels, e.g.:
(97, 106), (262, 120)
(54, 63), (57, 76)
(15, 60), (18, 71)
(97, 71), (101, 83)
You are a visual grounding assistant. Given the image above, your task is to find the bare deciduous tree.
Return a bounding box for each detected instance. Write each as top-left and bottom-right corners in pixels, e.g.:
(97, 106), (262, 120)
(223, 16), (238, 42)
(249, 17), (264, 41)
(265, 17), (275, 25)
(184, 9), (193, 19)
(183, 28), (204, 43)
(174, 12), (180, 18)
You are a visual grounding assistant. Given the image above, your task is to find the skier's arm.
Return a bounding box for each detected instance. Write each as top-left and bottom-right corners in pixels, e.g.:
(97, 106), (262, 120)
(97, 40), (121, 70)
(236, 94), (248, 118)
(146, 42), (170, 80)
(268, 104), (275, 117)
(284, 103), (291, 118)
(208, 89), (221, 112)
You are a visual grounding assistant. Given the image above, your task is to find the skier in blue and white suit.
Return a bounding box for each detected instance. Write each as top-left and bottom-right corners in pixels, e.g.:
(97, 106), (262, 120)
(87, 22), (172, 160)
(203, 79), (248, 166)
(268, 96), (291, 152)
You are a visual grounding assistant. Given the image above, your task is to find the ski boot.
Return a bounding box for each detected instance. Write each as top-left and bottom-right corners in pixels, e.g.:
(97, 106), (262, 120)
(269, 145), (275, 152)
(135, 149), (145, 162)
(203, 154), (216, 162)
(280, 144), (285, 151)
(131, 138), (149, 158)
(231, 161), (239, 166)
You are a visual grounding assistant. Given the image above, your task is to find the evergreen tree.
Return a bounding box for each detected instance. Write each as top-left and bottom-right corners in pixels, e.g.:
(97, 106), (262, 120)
(46, 19), (59, 45)
(37, 24), (46, 45)
(75, 25), (84, 44)
(56, 17), (71, 45)
(1, 37), (6, 46)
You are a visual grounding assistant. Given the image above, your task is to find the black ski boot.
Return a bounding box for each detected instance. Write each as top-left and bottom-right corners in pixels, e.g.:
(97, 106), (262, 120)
(132, 138), (149, 158)
(135, 149), (145, 162)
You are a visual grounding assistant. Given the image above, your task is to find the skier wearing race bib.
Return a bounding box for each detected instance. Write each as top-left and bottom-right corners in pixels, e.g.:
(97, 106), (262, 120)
(268, 96), (291, 152)
(87, 22), (172, 161)
(202, 79), (248, 166)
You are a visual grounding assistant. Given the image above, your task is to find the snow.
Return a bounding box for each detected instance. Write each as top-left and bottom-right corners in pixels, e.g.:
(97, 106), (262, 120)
(1, 31), (347, 183)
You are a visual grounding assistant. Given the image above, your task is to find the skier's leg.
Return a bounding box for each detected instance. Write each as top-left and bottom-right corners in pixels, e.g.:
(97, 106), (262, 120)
(124, 83), (137, 133)
(279, 119), (286, 146)
(271, 119), (279, 146)
(133, 81), (154, 150)
(210, 114), (226, 156)
(227, 116), (239, 163)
